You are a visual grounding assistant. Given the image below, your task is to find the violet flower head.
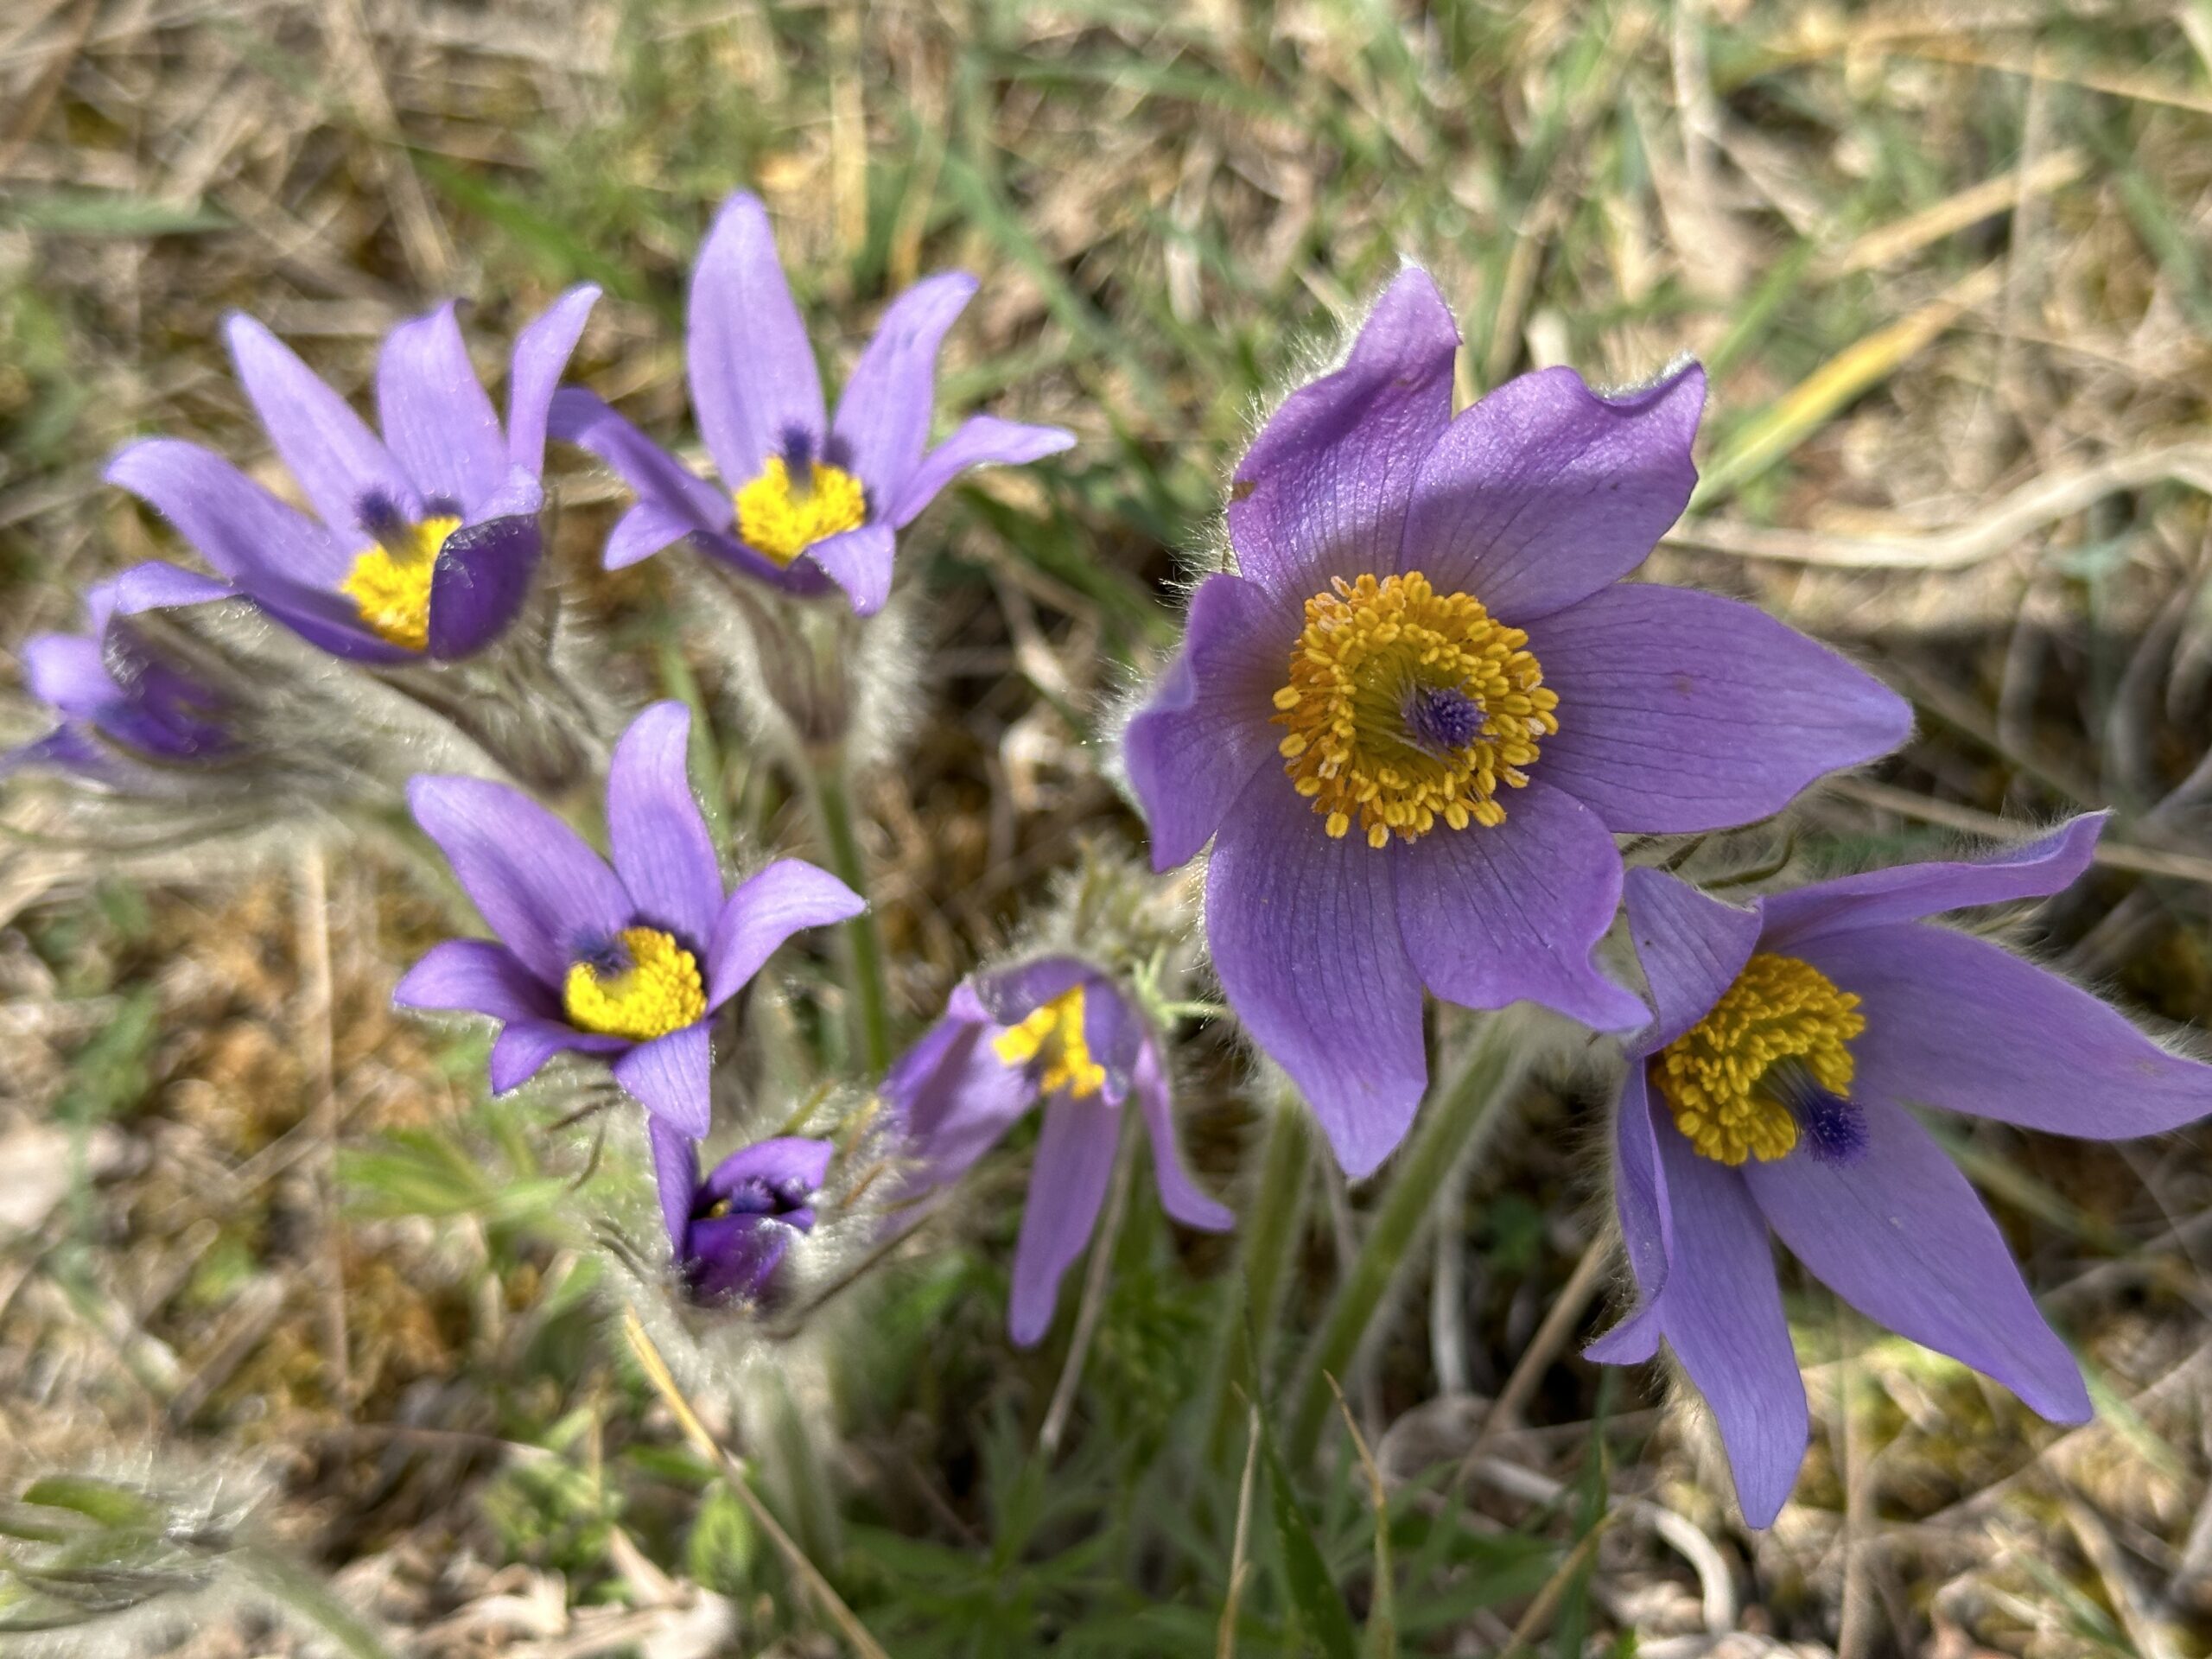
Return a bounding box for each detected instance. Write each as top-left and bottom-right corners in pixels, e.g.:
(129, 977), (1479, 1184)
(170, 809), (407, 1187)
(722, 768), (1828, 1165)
(1588, 814), (2212, 1527)
(395, 700), (863, 1135)
(883, 956), (1231, 1345)
(1123, 269), (1912, 1177)
(549, 191), (1074, 616)
(645, 1120), (832, 1306)
(103, 287), (600, 664)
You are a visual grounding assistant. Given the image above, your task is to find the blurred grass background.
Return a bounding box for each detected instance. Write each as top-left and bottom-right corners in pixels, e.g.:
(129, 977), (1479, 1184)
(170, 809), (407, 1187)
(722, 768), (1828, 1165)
(5, 0), (2212, 1653)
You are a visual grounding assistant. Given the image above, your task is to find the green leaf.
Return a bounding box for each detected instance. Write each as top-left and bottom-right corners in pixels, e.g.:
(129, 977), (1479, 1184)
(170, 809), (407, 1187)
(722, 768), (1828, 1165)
(19, 1478), (162, 1531)
(1255, 1408), (1357, 1659)
(2, 193), (228, 236)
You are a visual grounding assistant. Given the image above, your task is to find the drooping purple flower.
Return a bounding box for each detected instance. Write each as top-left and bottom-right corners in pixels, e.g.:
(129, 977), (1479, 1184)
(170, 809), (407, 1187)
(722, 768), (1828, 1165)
(102, 287), (600, 664)
(1587, 813), (2212, 1527)
(547, 191), (1074, 616)
(882, 956), (1231, 1345)
(395, 700), (863, 1135)
(645, 1118), (832, 1305)
(7, 575), (233, 784)
(1123, 270), (1913, 1177)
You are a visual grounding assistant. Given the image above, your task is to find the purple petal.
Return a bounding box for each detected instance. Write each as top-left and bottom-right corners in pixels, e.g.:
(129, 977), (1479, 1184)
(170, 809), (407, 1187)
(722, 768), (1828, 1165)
(704, 858), (864, 1008)
(1799, 923), (2212, 1141)
(376, 301), (507, 516)
(889, 416), (1076, 528)
(1078, 972), (1144, 1100)
(507, 284), (601, 475)
(687, 193), (824, 488)
(1008, 1090), (1121, 1345)
(1401, 364), (1704, 620)
(1123, 571), (1297, 871)
(830, 270), (976, 505)
(1395, 781), (1646, 1032)
(226, 313), (418, 542)
(107, 561), (234, 616)
(105, 437), (353, 589)
(1206, 771), (1427, 1178)
(1761, 813), (2107, 950)
(22, 634), (117, 720)
(647, 1116), (698, 1256)
(612, 1022), (713, 1138)
(407, 775), (632, 985)
(427, 513), (539, 659)
(1744, 1096), (2089, 1423)
(605, 503), (706, 571)
(1134, 1035), (1232, 1230)
(882, 1001), (1034, 1186)
(490, 1019), (625, 1093)
(549, 387), (736, 537)
(1533, 585), (1910, 833)
(1623, 867), (1764, 1051)
(1228, 269), (1459, 601)
(802, 522), (895, 616)
(1586, 1066), (1669, 1363)
(701, 1136), (835, 1204)
(970, 956), (1090, 1027)
(606, 701), (723, 947)
(393, 938), (557, 1020)
(687, 1214), (795, 1301)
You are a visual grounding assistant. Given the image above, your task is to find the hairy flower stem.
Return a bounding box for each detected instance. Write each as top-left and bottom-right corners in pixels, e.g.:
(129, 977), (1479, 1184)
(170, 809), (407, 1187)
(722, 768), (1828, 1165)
(1205, 1097), (1314, 1464)
(1284, 1015), (1528, 1464)
(805, 750), (893, 1074)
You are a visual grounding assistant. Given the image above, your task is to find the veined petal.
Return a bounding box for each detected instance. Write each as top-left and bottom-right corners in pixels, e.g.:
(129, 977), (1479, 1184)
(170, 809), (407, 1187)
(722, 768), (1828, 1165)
(882, 996), (1035, 1186)
(428, 513), (539, 659)
(687, 192), (824, 489)
(687, 1214), (796, 1301)
(1586, 1065), (1669, 1363)
(106, 437), (353, 589)
(705, 859), (864, 1008)
(801, 522), (894, 616)
(1801, 922), (2212, 1140)
(1395, 781), (1645, 1033)
(107, 560), (235, 616)
(394, 938), (557, 1020)
(607, 702), (724, 947)
(1134, 1035), (1232, 1230)
(1623, 867), (1764, 1051)
(1534, 585), (1910, 834)
(1206, 768), (1427, 1179)
(507, 284), (601, 475)
(646, 1116), (698, 1257)
(1008, 1090), (1120, 1345)
(549, 387), (735, 537)
(890, 416), (1075, 528)
(971, 956), (1091, 1027)
(701, 1136), (835, 1205)
(1744, 1096), (2090, 1423)
(377, 301), (507, 516)
(1124, 571), (1295, 872)
(613, 1021), (713, 1138)
(1402, 364), (1704, 620)
(1229, 267), (1459, 601)
(490, 1019), (625, 1094)
(226, 313), (418, 543)
(830, 270), (976, 505)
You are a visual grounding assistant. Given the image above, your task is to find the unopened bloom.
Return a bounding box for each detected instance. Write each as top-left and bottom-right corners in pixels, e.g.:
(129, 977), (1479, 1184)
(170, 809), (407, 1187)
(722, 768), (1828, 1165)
(550, 191), (1073, 615)
(883, 956), (1231, 1344)
(104, 287), (599, 662)
(1124, 270), (1910, 1176)
(1588, 815), (2212, 1526)
(645, 1119), (832, 1305)
(396, 701), (862, 1135)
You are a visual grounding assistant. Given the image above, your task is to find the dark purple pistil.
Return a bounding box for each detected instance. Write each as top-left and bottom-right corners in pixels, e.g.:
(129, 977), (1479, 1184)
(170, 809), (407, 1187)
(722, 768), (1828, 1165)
(1766, 1061), (1869, 1165)
(1401, 683), (1486, 756)
(356, 490), (412, 551)
(779, 426), (818, 494)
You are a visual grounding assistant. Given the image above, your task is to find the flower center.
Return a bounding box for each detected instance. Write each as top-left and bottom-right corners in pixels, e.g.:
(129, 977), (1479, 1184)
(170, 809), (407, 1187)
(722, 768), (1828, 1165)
(1653, 952), (1866, 1166)
(340, 514), (461, 651)
(563, 926), (707, 1042)
(991, 984), (1107, 1099)
(734, 434), (868, 566)
(1271, 571), (1558, 849)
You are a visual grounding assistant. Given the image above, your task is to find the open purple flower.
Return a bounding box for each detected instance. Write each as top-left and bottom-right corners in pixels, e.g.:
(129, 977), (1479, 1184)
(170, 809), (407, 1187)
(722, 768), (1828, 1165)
(395, 700), (863, 1135)
(1123, 269), (1911, 1177)
(548, 191), (1073, 616)
(882, 956), (1231, 1344)
(1588, 814), (2212, 1526)
(645, 1120), (832, 1305)
(102, 287), (600, 664)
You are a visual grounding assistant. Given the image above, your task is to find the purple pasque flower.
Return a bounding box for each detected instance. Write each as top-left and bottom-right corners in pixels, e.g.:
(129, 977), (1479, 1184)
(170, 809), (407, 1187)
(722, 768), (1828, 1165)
(547, 191), (1073, 616)
(645, 1118), (831, 1305)
(882, 956), (1231, 1345)
(102, 286), (600, 664)
(395, 700), (863, 1135)
(1587, 813), (2212, 1527)
(1122, 269), (1911, 1178)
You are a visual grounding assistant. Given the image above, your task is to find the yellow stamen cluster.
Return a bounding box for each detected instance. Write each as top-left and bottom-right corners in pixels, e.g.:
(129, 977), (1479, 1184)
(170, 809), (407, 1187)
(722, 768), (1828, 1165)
(563, 926), (707, 1043)
(340, 514), (461, 651)
(1272, 571), (1557, 849)
(991, 984), (1108, 1099)
(1653, 952), (1865, 1166)
(734, 456), (868, 565)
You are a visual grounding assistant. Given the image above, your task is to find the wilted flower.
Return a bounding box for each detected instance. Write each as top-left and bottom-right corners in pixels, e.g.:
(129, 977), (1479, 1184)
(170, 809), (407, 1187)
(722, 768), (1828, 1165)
(104, 286), (599, 663)
(1587, 814), (2212, 1526)
(396, 700), (862, 1135)
(549, 191), (1073, 615)
(1123, 270), (1910, 1175)
(645, 1119), (832, 1305)
(883, 956), (1231, 1344)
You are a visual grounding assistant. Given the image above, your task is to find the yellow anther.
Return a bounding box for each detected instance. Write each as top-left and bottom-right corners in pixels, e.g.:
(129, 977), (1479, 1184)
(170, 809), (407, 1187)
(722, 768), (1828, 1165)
(340, 514), (461, 651)
(992, 984), (1108, 1099)
(1653, 953), (1865, 1166)
(734, 455), (868, 565)
(563, 926), (707, 1042)
(1271, 571), (1556, 849)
